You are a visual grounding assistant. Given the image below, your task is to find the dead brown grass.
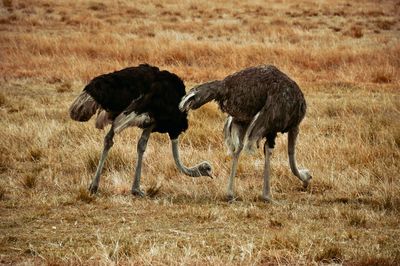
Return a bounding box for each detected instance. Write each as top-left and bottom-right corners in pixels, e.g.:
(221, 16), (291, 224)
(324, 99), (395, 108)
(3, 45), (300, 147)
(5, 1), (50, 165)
(1, 0), (399, 264)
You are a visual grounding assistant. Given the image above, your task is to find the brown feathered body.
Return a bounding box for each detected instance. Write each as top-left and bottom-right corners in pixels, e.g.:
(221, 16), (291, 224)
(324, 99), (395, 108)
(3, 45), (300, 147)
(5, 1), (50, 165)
(220, 66), (305, 127)
(180, 65), (307, 148)
(179, 65), (311, 201)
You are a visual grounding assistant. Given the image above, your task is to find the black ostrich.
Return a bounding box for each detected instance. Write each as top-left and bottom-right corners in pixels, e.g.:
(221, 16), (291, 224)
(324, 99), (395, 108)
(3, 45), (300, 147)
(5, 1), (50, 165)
(179, 65), (311, 202)
(69, 64), (213, 196)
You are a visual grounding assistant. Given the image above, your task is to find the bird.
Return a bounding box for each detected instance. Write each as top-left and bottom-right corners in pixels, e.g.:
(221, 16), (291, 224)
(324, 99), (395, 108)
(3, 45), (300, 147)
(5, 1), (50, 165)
(179, 65), (311, 202)
(69, 64), (213, 196)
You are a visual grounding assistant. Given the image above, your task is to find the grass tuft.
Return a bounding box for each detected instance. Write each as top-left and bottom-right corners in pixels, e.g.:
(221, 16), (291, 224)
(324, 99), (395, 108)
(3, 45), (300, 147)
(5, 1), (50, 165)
(146, 183), (162, 198)
(76, 187), (96, 203)
(85, 153), (99, 173)
(381, 194), (400, 212)
(56, 82), (72, 93)
(394, 129), (400, 148)
(0, 92), (6, 106)
(349, 256), (399, 266)
(345, 25), (363, 38)
(0, 187), (5, 200)
(269, 219), (283, 228)
(2, 0), (12, 9)
(372, 72), (392, 83)
(348, 212), (367, 227)
(375, 19), (396, 31)
(22, 174), (36, 189)
(316, 245), (343, 264)
(85, 149), (128, 173)
(28, 147), (42, 161)
(88, 2), (106, 11)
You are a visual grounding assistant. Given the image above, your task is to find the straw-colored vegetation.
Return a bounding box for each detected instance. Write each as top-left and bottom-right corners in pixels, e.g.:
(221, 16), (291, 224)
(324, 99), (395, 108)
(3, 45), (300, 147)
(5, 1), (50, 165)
(1, 0), (399, 264)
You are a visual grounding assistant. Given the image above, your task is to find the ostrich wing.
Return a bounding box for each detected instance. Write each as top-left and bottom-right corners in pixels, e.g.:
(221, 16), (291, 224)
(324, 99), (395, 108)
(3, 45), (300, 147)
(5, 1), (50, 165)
(123, 94), (145, 115)
(113, 111), (154, 134)
(113, 89), (158, 134)
(244, 92), (306, 151)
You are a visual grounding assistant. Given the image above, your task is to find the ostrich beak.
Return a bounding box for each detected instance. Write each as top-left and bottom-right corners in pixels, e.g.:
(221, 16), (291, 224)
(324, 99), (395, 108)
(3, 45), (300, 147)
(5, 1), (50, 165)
(179, 92), (196, 112)
(206, 168), (215, 179)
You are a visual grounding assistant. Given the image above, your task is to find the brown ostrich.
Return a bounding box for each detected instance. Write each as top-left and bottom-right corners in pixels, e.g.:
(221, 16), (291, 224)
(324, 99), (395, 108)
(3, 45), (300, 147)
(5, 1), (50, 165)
(69, 64), (213, 196)
(179, 65), (311, 202)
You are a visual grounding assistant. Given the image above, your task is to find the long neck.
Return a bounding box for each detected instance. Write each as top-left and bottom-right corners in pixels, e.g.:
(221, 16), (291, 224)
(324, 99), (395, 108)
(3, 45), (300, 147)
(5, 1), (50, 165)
(198, 80), (222, 100)
(288, 127), (302, 179)
(192, 80), (223, 109)
(171, 138), (203, 177)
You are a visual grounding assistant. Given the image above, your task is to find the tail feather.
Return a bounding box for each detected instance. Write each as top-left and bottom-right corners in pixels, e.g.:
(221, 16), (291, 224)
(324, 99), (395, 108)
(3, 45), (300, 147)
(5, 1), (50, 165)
(69, 91), (100, 121)
(95, 110), (112, 129)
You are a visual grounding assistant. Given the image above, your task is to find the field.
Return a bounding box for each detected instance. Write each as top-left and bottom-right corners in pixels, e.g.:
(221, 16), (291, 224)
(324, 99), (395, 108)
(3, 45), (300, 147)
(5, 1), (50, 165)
(1, 0), (399, 264)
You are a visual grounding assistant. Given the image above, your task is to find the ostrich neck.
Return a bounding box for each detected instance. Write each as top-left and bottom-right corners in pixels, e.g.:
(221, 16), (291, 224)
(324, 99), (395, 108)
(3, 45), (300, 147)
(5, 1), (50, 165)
(198, 80), (224, 102)
(171, 139), (202, 177)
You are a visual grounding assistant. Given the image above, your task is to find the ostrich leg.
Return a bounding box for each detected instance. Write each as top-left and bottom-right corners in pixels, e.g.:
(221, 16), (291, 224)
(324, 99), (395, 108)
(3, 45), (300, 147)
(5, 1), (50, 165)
(131, 127), (152, 197)
(227, 148), (243, 202)
(262, 142), (273, 202)
(288, 126), (312, 188)
(89, 126), (115, 194)
(224, 117), (246, 202)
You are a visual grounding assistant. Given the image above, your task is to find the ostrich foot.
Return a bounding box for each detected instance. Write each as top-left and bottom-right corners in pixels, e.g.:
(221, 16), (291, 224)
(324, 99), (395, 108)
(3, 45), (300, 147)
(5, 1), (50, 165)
(88, 183), (98, 194)
(226, 194), (237, 203)
(260, 195), (281, 205)
(299, 169), (312, 189)
(131, 188), (145, 197)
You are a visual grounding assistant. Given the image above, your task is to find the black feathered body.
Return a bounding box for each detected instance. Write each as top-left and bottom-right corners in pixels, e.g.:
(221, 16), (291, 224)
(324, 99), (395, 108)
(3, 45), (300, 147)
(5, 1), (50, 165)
(71, 64), (188, 139)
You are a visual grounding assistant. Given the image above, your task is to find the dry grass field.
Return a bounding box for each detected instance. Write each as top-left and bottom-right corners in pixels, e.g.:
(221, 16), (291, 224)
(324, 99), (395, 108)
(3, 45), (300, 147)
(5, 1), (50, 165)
(1, 0), (400, 264)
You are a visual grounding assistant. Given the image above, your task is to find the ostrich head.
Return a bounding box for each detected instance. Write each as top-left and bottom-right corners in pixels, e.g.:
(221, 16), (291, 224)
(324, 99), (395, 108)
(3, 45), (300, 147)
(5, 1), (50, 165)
(179, 89), (204, 112)
(299, 169), (312, 188)
(196, 161), (214, 179)
(179, 81), (221, 112)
